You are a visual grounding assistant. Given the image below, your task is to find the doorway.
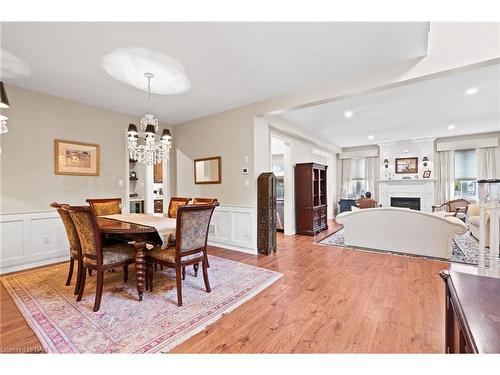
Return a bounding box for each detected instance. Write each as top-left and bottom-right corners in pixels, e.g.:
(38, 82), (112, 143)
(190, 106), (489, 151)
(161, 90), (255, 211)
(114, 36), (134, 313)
(270, 136), (292, 234)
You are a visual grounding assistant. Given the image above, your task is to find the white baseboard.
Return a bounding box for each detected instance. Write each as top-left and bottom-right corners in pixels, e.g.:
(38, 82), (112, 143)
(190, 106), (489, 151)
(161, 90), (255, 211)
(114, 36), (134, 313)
(0, 255), (68, 275)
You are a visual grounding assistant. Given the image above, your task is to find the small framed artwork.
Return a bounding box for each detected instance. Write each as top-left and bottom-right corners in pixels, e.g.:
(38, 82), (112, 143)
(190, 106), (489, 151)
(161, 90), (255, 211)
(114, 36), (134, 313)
(395, 157), (418, 174)
(54, 139), (100, 176)
(423, 170), (432, 178)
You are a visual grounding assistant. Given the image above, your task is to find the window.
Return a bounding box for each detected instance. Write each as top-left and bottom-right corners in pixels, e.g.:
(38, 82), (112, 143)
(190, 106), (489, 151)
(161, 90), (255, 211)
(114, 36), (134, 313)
(349, 158), (366, 198)
(454, 149), (477, 200)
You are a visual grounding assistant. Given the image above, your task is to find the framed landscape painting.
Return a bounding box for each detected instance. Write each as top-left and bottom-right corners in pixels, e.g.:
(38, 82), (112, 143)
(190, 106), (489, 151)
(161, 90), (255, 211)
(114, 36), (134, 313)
(395, 157), (418, 174)
(54, 139), (100, 176)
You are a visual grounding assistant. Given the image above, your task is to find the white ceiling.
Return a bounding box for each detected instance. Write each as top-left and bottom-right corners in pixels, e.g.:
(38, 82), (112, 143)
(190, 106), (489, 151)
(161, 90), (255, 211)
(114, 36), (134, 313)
(279, 63), (500, 148)
(1, 22), (429, 125)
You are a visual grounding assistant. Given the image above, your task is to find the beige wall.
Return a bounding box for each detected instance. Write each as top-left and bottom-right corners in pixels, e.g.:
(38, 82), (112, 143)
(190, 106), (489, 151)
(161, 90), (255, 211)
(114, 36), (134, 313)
(1, 85), (143, 213)
(173, 105), (256, 206)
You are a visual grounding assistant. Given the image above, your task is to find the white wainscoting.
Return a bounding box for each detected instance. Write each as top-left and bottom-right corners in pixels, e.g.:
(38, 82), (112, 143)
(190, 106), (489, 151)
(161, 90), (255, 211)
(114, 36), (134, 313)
(208, 205), (257, 254)
(0, 205), (257, 274)
(1, 211), (69, 275)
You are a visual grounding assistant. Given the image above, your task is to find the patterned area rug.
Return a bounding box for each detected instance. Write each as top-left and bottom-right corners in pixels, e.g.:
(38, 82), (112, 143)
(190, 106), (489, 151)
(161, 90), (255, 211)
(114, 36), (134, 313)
(1, 255), (282, 353)
(319, 228), (480, 265)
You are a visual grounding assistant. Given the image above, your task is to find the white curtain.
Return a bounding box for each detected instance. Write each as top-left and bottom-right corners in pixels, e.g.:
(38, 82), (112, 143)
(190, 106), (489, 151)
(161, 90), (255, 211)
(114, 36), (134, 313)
(364, 157), (379, 200)
(477, 147), (498, 180)
(339, 158), (352, 198)
(435, 150), (455, 204)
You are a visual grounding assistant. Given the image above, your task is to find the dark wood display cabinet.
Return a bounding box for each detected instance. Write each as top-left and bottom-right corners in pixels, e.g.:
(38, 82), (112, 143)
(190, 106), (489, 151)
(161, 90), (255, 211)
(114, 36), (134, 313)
(440, 270), (500, 353)
(295, 162), (328, 236)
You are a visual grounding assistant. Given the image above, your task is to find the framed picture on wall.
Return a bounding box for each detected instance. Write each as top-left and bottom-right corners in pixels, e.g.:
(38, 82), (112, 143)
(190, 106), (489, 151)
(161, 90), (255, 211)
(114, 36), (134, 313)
(395, 157), (418, 174)
(54, 139), (100, 176)
(423, 170), (432, 178)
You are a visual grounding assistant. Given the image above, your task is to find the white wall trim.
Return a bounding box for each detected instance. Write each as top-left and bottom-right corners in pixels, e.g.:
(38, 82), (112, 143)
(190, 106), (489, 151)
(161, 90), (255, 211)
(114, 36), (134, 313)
(207, 205), (257, 253)
(1, 210), (70, 275)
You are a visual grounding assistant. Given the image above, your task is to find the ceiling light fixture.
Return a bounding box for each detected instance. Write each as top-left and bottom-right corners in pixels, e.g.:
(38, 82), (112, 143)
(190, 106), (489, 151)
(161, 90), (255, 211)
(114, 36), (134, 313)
(448, 124), (456, 130)
(368, 135), (374, 140)
(465, 87), (479, 95)
(344, 111), (353, 119)
(127, 73), (172, 165)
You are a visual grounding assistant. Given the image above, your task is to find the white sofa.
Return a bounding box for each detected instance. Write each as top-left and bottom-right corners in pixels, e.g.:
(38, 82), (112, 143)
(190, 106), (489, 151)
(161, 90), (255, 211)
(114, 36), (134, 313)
(336, 207), (467, 260)
(467, 203), (499, 247)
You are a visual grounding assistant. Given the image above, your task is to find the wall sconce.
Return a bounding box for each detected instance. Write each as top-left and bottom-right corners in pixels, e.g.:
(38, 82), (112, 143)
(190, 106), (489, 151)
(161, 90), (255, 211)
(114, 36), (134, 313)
(384, 159), (389, 168)
(423, 156), (429, 168)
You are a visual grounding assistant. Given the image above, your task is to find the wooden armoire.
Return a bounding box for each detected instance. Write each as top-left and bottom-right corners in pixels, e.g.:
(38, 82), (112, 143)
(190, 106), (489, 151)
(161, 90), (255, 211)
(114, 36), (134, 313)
(295, 163), (328, 236)
(257, 172), (277, 255)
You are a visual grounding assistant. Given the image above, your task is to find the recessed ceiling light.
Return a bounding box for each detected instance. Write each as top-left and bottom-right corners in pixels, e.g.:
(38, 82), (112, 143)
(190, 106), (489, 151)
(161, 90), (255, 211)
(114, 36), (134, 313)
(448, 124), (456, 130)
(344, 111), (353, 119)
(465, 87), (478, 95)
(101, 47), (190, 95)
(368, 135), (374, 140)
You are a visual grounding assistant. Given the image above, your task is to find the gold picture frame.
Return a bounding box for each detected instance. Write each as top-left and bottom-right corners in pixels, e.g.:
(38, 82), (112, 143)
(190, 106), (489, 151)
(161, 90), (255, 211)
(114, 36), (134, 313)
(54, 139), (100, 176)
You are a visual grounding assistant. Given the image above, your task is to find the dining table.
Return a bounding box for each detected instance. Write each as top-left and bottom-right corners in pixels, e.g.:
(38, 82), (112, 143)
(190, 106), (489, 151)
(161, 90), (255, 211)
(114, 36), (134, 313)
(97, 214), (176, 301)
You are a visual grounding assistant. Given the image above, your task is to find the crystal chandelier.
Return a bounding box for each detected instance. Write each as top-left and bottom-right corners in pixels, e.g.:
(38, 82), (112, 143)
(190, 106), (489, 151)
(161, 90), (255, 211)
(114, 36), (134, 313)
(127, 73), (172, 165)
(0, 81), (10, 135)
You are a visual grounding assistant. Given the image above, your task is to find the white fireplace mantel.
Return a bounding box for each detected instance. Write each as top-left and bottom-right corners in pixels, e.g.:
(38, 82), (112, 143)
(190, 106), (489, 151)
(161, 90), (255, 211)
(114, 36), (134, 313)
(378, 178), (436, 212)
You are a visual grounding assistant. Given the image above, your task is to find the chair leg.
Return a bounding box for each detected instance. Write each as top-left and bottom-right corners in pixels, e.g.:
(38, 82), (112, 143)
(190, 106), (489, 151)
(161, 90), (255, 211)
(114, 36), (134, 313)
(160, 265), (164, 270)
(77, 267), (87, 302)
(202, 260), (211, 293)
(93, 270), (104, 312)
(123, 265), (129, 283)
(88, 269), (92, 276)
(74, 258), (83, 295)
(193, 263), (199, 277)
(149, 262), (154, 292)
(182, 266), (186, 280)
(176, 266), (183, 307)
(66, 257), (75, 286)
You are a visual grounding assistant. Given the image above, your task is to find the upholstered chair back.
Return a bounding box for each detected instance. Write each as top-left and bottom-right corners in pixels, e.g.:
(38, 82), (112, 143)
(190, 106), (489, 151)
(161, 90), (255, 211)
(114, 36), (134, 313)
(176, 204), (218, 257)
(168, 197), (191, 218)
(50, 202), (81, 258)
(86, 198), (122, 216)
(67, 206), (102, 265)
(356, 197), (378, 209)
(192, 197), (218, 205)
(447, 199), (470, 213)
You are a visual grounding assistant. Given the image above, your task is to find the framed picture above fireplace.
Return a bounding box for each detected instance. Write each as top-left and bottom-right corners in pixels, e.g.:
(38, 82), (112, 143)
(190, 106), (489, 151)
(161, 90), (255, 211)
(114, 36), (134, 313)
(395, 157), (418, 174)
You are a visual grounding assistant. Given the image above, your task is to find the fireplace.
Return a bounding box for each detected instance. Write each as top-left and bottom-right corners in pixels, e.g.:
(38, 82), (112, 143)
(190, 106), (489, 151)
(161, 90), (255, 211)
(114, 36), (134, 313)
(391, 197), (421, 210)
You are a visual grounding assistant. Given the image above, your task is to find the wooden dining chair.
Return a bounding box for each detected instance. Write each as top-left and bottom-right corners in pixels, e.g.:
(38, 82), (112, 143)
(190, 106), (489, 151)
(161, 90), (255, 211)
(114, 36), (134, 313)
(66, 205), (136, 312)
(50, 202), (83, 295)
(86, 198), (122, 217)
(147, 203), (218, 306)
(192, 197), (218, 205)
(167, 197), (191, 218)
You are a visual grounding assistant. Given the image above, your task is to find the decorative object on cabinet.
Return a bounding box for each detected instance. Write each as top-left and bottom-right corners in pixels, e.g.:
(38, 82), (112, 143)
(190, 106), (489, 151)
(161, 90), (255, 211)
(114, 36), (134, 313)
(295, 163), (328, 236)
(440, 270), (500, 353)
(0, 81), (10, 135)
(395, 157), (418, 174)
(422, 156), (429, 168)
(423, 170), (431, 178)
(194, 156), (221, 184)
(129, 171), (138, 180)
(54, 139), (100, 176)
(257, 172), (277, 255)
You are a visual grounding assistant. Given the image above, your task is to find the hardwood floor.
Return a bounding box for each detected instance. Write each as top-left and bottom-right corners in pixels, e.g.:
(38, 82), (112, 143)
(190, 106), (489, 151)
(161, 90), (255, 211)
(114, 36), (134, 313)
(0, 220), (449, 353)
